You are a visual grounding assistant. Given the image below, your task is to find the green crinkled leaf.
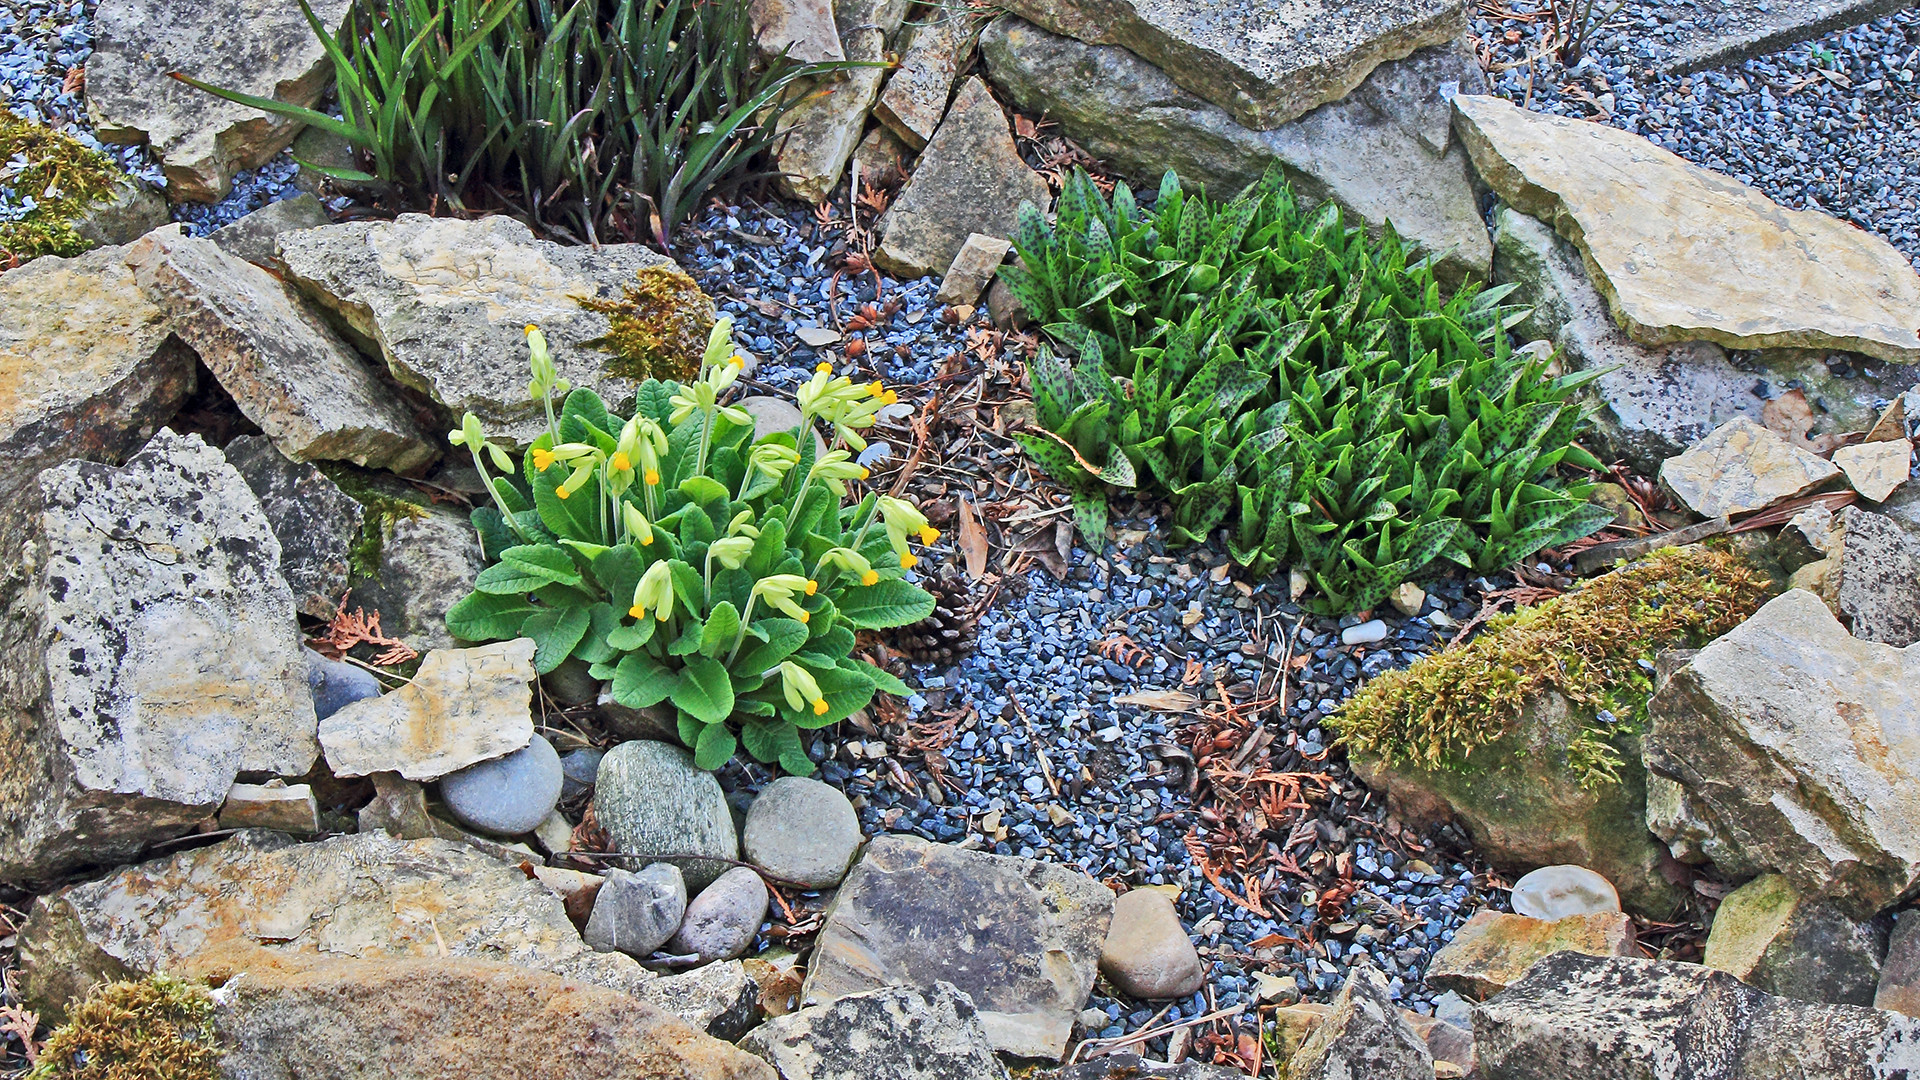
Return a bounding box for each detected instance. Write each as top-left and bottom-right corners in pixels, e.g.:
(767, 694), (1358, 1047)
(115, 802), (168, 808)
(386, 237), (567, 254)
(672, 655), (735, 724)
(612, 651), (677, 708)
(693, 721), (737, 770)
(522, 605), (592, 674)
(701, 601), (741, 657)
(834, 578), (936, 630)
(740, 720), (803, 768)
(735, 617), (810, 674)
(445, 592), (535, 642)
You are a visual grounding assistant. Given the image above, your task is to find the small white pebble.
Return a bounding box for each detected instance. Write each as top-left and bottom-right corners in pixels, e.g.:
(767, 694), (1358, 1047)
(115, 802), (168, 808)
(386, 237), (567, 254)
(1341, 620), (1389, 646)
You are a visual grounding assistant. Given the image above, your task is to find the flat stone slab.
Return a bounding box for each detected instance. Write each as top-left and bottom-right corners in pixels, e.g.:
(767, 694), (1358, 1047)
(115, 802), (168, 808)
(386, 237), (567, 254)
(1660, 416), (1842, 519)
(318, 640), (536, 781)
(1455, 94), (1920, 365)
(0, 429), (316, 882)
(1631, 0), (1919, 76)
(997, 0), (1464, 131)
(278, 215), (689, 448)
(773, 0), (911, 204)
(875, 13), (977, 150)
(1427, 910), (1636, 1001)
(802, 834), (1112, 1059)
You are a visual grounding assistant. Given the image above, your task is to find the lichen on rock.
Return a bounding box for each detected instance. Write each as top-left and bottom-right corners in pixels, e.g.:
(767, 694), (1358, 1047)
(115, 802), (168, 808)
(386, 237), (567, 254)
(576, 263), (717, 384)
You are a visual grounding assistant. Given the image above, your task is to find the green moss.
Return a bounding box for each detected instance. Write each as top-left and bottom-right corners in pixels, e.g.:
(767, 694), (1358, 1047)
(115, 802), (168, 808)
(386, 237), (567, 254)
(578, 264), (716, 383)
(1330, 545), (1774, 787)
(316, 463), (430, 580)
(0, 112), (128, 265)
(29, 975), (220, 1080)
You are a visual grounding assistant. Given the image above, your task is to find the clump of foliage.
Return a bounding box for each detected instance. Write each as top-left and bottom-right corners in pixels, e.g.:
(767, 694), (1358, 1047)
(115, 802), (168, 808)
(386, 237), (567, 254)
(579, 264), (716, 383)
(444, 320), (935, 774)
(179, 0), (852, 246)
(0, 113), (126, 264)
(1329, 545), (1772, 786)
(1004, 168), (1613, 614)
(29, 975), (220, 1080)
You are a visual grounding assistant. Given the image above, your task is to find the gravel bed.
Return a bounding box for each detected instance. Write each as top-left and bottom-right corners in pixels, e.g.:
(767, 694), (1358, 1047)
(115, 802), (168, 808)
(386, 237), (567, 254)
(1473, 3), (1920, 267)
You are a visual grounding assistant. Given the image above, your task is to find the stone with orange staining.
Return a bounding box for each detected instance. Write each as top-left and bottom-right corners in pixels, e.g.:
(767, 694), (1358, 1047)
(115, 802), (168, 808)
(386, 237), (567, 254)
(318, 639), (536, 781)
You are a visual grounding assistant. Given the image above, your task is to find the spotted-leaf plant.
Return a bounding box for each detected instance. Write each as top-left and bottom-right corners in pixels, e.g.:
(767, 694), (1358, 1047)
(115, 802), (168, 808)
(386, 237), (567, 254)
(444, 322), (937, 774)
(1007, 168), (1614, 614)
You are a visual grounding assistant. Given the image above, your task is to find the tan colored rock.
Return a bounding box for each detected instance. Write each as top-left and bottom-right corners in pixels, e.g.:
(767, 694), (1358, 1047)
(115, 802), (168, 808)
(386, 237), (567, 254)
(1834, 439), (1912, 503)
(217, 782), (320, 834)
(1454, 94), (1920, 365)
(1098, 888), (1206, 1000)
(934, 233), (1012, 307)
(875, 13), (977, 150)
(1659, 417), (1841, 518)
(318, 640), (536, 781)
(1427, 910), (1637, 1000)
(876, 77), (1050, 279)
(750, 0), (845, 63)
(773, 0), (911, 204)
(853, 123), (916, 189)
(1881, 911), (1920, 1018)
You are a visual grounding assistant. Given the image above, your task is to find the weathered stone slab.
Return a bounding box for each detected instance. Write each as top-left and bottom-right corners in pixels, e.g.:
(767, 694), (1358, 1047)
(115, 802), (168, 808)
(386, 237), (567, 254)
(935, 233), (1012, 308)
(997, 0), (1464, 131)
(0, 429), (316, 883)
(750, 0), (845, 63)
(981, 20), (1491, 286)
(0, 244), (196, 513)
(1835, 507), (1920, 648)
(740, 982), (1009, 1080)
(1702, 872), (1888, 1007)
(223, 434), (363, 620)
(318, 640), (536, 781)
(802, 834), (1113, 1059)
(1646, 589), (1920, 916)
(87, 0), (354, 202)
(352, 501), (485, 653)
(1288, 963), (1434, 1080)
(1455, 94), (1920, 365)
(217, 782), (321, 835)
(1472, 952), (1920, 1079)
(209, 193), (332, 270)
(1659, 416), (1841, 519)
(278, 214), (683, 448)
(1633, 0), (1919, 76)
(875, 13), (977, 150)
(875, 77), (1050, 279)
(1834, 439), (1913, 504)
(125, 227), (437, 473)
(772, 0), (910, 204)
(1428, 910), (1637, 1001)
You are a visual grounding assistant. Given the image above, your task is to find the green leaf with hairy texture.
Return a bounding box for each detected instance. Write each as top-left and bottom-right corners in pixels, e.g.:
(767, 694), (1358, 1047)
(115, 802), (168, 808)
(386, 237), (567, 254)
(735, 617), (808, 673)
(834, 579), (935, 630)
(740, 720), (804, 768)
(679, 475), (730, 506)
(858, 660), (911, 697)
(446, 592), (535, 642)
(673, 655), (735, 724)
(701, 601), (741, 657)
(576, 603), (623, 664)
(522, 605), (592, 674)
(606, 615), (657, 651)
(613, 651), (678, 708)
(693, 721), (737, 770)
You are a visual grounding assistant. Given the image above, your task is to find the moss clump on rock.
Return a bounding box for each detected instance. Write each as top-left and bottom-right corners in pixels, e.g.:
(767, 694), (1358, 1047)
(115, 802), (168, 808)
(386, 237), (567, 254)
(315, 462), (429, 580)
(1332, 544), (1773, 787)
(29, 974), (220, 1080)
(0, 113), (129, 265)
(577, 263), (717, 383)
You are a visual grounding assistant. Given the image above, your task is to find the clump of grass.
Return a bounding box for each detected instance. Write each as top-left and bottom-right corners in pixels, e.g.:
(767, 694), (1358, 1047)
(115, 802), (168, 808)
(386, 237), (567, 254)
(578, 264), (716, 383)
(29, 975), (220, 1080)
(0, 113), (127, 264)
(1330, 545), (1772, 786)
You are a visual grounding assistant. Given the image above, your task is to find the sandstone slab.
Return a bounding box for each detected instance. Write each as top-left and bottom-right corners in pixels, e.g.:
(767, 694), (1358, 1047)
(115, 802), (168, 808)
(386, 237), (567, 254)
(997, 0), (1464, 131)
(1288, 963), (1434, 1080)
(772, 0), (910, 204)
(278, 215), (683, 447)
(1455, 94), (1920, 365)
(875, 77), (1049, 279)
(223, 434), (363, 620)
(1646, 589), (1920, 916)
(0, 244), (196, 513)
(740, 982), (1008, 1080)
(1834, 439), (1913, 503)
(1835, 507), (1920, 647)
(875, 13), (977, 149)
(1659, 416), (1841, 519)
(217, 782), (321, 835)
(1703, 872), (1888, 1007)
(1471, 952), (1920, 1080)
(982, 20), (1491, 286)
(594, 740), (741, 893)
(802, 834), (1113, 1059)
(1427, 910), (1637, 1001)
(87, 0), (354, 202)
(0, 429), (316, 882)
(318, 640), (536, 781)
(935, 233), (1012, 308)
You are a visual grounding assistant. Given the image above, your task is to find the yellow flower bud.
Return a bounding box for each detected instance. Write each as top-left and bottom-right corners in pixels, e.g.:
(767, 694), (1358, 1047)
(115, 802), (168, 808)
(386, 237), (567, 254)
(900, 551), (917, 569)
(555, 486), (571, 500)
(812, 698), (829, 716)
(629, 604), (645, 619)
(862, 570), (879, 586)
(532, 448), (557, 471)
(804, 579), (818, 596)
(645, 469), (660, 486)
(611, 452), (631, 472)
(920, 526), (940, 545)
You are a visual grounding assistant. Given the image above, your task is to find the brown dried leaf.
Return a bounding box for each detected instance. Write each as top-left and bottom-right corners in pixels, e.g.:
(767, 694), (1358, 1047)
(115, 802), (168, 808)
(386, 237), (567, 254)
(957, 497), (988, 581)
(1761, 389), (1848, 455)
(1113, 689), (1202, 713)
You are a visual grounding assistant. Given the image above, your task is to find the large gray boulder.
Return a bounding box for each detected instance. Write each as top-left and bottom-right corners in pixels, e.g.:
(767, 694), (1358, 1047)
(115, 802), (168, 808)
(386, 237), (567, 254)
(802, 834), (1113, 1060)
(740, 982), (1009, 1080)
(995, 0), (1463, 130)
(981, 18), (1491, 286)
(278, 214), (690, 448)
(593, 740), (741, 893)
(1288, 963), (1435, 1080)
(223, 434), (364, 620)
(87, 0), (354, 203)
(0, 429), (316, 883)
(1472, 952), (1920, 1079)
(1646, 589), (1920, 917)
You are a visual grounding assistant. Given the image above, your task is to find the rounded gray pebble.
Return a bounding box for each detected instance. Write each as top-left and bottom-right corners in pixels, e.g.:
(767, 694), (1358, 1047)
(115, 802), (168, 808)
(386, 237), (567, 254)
(439, 734), (563, 836)
(743, 776), (863, 889)
(305, 647), (382, 721)
(560, 747), (604, 800)
(668, 866), (768, 963)
(583, 863), (687, 959)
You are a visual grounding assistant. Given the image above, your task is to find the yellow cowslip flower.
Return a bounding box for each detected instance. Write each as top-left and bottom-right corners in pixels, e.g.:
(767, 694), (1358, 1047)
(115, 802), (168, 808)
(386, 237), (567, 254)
(779, 661), (827, 717)
(708, 536), (754, 571)
(557, 459), (597, 500)
(919, 525), (941, 545)
(623, 504), (654, 546)
(531, 447), (557, 471)
(611, 452), (632, 472)
(877, 495), (931, 565)
(630, 561), (674, 622)
(754, 575), (812, 623)
(817, 546), (876, 586)
(808, 449), (869, 498)
(727, 509), (760, 538)
(701, 317), (737, 370)
(804, 579), (818, 596)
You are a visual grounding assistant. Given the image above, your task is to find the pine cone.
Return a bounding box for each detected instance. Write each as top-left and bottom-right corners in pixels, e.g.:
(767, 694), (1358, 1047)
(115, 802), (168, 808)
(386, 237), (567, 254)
(893, 566), (978, 665)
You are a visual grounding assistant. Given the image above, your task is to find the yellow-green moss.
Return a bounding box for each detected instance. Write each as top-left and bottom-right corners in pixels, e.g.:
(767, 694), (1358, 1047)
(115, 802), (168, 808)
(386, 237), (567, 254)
(578, 264), (716, 383)
(316, 463), (430, 580)
(29, 975), (220, 1080)
(0, 112), (127, 265)
(1330, 545), (1773, 787)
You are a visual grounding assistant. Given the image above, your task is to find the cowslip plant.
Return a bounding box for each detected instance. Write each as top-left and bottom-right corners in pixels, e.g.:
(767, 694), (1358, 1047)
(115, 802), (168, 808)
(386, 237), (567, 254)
(444, 320), (936, 773)
(1009, 168), (1612, 614)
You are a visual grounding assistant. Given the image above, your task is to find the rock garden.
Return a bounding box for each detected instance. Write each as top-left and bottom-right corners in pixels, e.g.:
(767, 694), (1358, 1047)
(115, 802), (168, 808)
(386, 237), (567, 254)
(0, 0), (1917, 1077)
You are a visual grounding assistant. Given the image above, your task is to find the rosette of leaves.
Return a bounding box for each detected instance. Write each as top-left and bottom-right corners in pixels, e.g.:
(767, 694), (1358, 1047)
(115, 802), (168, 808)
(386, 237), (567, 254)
(443, 331), (935, 774)
(1007, 167), (1612, 614)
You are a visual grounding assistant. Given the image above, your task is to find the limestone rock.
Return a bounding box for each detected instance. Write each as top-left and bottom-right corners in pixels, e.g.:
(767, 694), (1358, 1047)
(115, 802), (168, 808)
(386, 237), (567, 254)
(772, 0), (911, 204)
(352, 502), (485, 652)
(997, 0), (1463, 131)
(209, 193), (332, 270)
(1632, 0), (1918, 76)
(803, 834), (1113, 1059)
(1509, 865), (1620, 920)
(223, 434), (363, 620)
(981, 20), (1491, 286)
(0, 243), (196, 513)
(278, 215), (682, 447)
(875, 13), (977, 149)
(1702, 873), (1888, 1007)
(584, 863), (688, 960)
(1834, 439), (1912, 503)
(669, 866), (769, 964)
(15, 830), (668, 1022)
(1880, 911), (1920, 1017)
(743, 776), (863, 889)
(594, 740), (741, 893)
(1051, 1057), (1243, 1079)
(1454, 94), (1920, 365)
(439, 732), (564, 836)
(202, 951), (774, 1080)
(875, 77), (1049, 279)
(125, 227), (437, 473)
(217, 782), (320, 835)
(318, 640), (537, 781)
(1288, 963), (1434, 1080)
(750, 0), (845, 63)
(1645, 589), (1920, 916)
(87, 0), (354, 202)
(1834, 507), (1920, 648)
(0, 429), (316, 882)
(934, 234), (1012, 308)
(1471, 951), (1920, 1079)
(1098, 888), (1206, 1000)
(1427, 910), (1637, 1001)
(740, 982), (1009, 1080)
(1659, 416), (1841, 519)
(636, 959), (763, 1042)
(69, 175), (171, 250)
